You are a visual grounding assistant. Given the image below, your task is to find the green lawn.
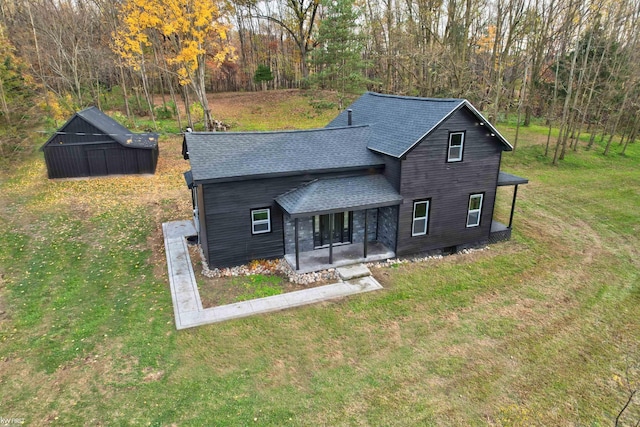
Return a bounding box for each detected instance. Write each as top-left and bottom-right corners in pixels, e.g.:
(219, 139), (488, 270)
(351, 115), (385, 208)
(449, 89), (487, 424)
(0, 91), (639, 425)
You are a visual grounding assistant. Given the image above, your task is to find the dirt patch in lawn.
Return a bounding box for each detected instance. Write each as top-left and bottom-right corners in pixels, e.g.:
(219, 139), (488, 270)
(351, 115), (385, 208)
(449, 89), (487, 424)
(187, 245), (335, 308)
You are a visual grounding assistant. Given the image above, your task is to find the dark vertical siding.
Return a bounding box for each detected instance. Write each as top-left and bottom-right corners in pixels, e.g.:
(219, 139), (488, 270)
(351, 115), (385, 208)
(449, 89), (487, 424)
(151, 145), (159, 172)
(396, 107), (503, 255)
(123, 148), (139, 173)
(87, 149), (109, 176)
(105, 149), (125, 174)
(383, 156), (401, 191)
(202, 170), (375, 268)
(135, 146), (159, 174)
(44, 142), (157, 178)
(44, 144), (90, 178)
(136, 149), (151, 173)
(42, 114), (159, 178)
(58, 116), (111, 144)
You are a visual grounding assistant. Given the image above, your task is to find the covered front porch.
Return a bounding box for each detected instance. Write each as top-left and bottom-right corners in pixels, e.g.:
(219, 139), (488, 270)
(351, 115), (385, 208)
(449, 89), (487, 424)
(276, 174), (402, 272)
(284, 241), (395, 274)
(490, 171), (529, 243)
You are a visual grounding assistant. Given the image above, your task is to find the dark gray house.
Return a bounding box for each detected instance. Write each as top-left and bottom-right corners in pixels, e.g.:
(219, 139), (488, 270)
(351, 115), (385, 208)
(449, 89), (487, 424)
(183, 92), (527, 272)
(42, 107), (159, 179)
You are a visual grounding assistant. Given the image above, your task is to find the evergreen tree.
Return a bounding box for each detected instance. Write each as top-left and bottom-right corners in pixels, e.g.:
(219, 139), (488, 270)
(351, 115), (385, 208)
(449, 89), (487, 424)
(253, 64), (274, 90)
(310, 0), (370, 106)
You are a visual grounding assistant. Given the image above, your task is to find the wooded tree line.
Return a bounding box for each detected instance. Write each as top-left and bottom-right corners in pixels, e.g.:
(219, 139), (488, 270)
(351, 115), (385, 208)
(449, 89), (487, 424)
(0, 0), (638, 162)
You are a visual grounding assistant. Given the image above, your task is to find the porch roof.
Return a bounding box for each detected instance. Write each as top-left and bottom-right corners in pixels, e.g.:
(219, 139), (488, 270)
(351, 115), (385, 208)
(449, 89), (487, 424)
(497, 171), (529, 186)
(276, 174), (402, 218)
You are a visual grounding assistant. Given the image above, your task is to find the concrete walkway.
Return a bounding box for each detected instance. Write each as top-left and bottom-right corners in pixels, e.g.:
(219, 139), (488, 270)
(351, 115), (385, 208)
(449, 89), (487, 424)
(162, 220), (383, 330)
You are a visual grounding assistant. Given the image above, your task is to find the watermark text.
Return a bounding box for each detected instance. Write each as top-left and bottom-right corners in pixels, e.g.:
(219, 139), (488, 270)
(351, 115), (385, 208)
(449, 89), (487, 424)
(0, 417), (25, 425)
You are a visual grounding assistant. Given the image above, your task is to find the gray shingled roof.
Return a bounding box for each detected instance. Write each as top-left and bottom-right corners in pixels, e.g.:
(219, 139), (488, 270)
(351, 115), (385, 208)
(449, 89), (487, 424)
(326, 92), (512, 158)
(497, 171), (529, 186)
(184, 126), (384, 183)
(42, 106), (158, 150)
(276, 174), (402, 218)
(77, 107), (158, 149)
(184, 170), (194, 189)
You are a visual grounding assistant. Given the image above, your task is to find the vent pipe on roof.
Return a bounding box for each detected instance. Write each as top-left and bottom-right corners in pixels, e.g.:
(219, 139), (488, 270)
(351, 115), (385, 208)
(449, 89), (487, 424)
(347, 109), (353, 126)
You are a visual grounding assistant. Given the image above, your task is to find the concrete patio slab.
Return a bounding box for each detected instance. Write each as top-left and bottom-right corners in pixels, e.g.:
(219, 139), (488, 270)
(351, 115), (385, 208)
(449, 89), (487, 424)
(284, 241), (395, 274)
(162, 220), (384, 329)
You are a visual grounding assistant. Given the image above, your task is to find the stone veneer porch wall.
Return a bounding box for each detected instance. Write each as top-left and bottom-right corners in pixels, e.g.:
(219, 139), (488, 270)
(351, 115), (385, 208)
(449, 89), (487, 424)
(351, 209), (378, 244)
(377, 205), (398, 251)
(283, 216), (314, 254)
(283, 206), (399, 255)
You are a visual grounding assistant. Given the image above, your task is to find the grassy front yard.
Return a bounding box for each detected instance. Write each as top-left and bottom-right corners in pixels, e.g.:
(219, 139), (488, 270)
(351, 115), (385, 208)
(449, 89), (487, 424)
(0, 91), (638, 425)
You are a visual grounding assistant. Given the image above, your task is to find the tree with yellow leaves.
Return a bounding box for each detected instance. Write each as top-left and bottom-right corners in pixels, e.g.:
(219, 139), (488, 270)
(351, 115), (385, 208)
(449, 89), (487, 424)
(113, 0), (234, 131)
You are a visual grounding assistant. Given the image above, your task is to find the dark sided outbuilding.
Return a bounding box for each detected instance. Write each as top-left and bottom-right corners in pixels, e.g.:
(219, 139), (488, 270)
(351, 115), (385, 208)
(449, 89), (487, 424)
(41, 107), (159, 179)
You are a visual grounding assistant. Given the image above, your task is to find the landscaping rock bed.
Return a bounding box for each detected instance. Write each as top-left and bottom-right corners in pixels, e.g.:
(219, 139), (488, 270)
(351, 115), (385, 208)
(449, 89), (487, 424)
(195, 246), (339, 285)
(192, 244), (488, 284)
(365, 245), (489, 268)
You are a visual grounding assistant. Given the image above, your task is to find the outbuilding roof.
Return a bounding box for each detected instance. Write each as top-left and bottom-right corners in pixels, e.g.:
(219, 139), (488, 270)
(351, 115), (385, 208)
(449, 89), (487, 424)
(326, 92), (512, 158)
(276, 174), (402, 218)
(184, 126), (384, 183)
(42, 106), (158, 150)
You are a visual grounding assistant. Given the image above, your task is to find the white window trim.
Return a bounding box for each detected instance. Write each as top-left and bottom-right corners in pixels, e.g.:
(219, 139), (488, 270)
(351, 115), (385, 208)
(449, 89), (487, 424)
(412, 200), (429, 236)
(448, 132), (464, 162)
(466, 194), (483, 228)
(251, 208), (271, 234)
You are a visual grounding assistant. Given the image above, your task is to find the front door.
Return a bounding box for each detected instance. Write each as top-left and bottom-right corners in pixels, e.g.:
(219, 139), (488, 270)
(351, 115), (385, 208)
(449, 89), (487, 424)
(314, 212), (352, 248)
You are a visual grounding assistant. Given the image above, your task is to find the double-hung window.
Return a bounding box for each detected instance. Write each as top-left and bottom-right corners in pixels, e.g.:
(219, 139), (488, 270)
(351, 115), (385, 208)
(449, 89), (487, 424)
(448, 132), (464, 162)
(412, 200), (430, 236)
(466, 194), (483, 227)
(251, 208), (271, 234)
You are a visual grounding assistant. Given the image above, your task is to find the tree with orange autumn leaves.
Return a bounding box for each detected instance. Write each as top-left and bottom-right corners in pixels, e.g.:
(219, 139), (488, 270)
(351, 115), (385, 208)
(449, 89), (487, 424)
(113, 0), (235, 130)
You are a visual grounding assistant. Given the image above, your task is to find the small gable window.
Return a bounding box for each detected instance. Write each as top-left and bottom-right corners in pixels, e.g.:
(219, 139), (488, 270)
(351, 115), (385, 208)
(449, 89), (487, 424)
(466, 194), (483, 227)
(251, 208), (271, 234)
(448, 132), (465, 162)
(412, 200), (430, 236)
